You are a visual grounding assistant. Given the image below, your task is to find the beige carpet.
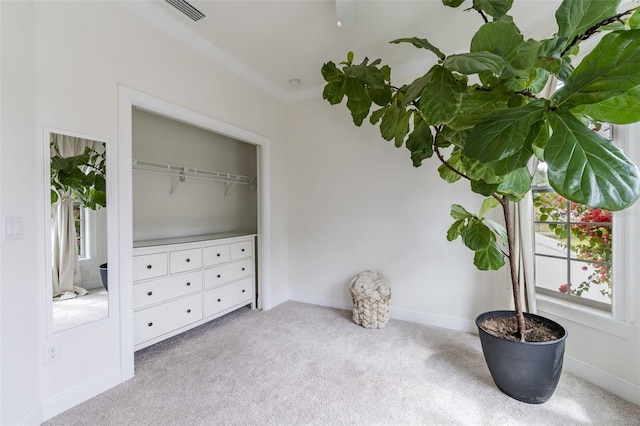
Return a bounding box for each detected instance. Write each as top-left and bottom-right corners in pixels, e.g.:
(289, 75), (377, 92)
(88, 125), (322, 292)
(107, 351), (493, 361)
(44, 301), (640, 425)
(52, 289), (109, 333)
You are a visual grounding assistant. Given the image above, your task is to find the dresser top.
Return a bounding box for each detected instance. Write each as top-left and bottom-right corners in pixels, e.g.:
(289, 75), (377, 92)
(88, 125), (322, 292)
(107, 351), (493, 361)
(133, 232), (256, 248)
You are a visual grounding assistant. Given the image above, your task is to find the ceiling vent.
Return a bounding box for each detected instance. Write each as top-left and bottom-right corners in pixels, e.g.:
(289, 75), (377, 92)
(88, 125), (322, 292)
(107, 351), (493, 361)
(165, 0), (205, 22)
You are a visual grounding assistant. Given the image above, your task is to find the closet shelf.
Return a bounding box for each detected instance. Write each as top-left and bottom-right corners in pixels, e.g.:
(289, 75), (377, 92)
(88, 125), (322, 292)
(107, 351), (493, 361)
(132, 159), (257, 197)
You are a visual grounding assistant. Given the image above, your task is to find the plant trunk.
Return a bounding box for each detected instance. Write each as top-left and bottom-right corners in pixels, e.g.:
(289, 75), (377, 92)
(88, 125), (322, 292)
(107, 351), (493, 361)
(500, 197), (527, 341)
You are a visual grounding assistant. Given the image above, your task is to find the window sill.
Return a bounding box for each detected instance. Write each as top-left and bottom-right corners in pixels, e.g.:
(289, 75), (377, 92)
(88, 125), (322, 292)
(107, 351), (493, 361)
(536, 295), (632, 338)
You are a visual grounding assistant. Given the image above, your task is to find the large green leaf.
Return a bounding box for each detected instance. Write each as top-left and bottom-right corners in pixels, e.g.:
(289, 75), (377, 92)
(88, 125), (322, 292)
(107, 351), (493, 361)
(322, 81), (345, 105)
(479, 196), (500, 218)
(447, 86), (512, 131)
(630, 8), (640, 29)
(450, 204), (474, 220)
(463, 219), (494, 250)
(443, 0), (466, 7)
(367, 86), (392, 107)
(552, 30), (640, 108)
(439, 126), (471, 148)
(447, 219), (466, 241)
(390, 37), (445, 60)
(460, 153), (503, 184)
(464, 100), (547, 173)
(405, 119), (434, 167)
(470, 20), (523, 61)
(485, 219), (508, 245)
(342, 77), (372, 125)
(472, 0), (513, 19)
(438, 148), (464, 183)
(346, 96), (372, 126)
(321, 61), (343, 83)
(512, 39), (542, 71)
(419, 66), (464, 125)
(545, 111), (640, 210)
(473, 242), (506, 270)
(555, 0), (619, 51)
(571, 85), (640, 124)
(470, 20), (525, 86)
(369, 106), (387, 125)
(496, 167), (532, 201)
(471, 180), (500, 197)
(380, 107), (411, 147)
(399, 72), (433, 108)
(443, 52), (506, 76)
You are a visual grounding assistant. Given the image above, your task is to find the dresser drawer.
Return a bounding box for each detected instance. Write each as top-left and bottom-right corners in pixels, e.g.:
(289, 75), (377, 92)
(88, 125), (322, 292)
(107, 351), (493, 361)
(230, 240), (252, 260)
(204, 258), (253, 290)
(134, 293), (203, 345)
(203, 277), (253, 317)
(133, 253), (168, 281)
(133, 271), (202, 310)
(170, 248), (202, 274)
(203, 244), (230, 267)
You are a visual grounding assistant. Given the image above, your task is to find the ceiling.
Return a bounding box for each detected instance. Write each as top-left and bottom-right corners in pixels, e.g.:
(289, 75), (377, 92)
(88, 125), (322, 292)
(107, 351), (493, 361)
(122, 0), (565, 103)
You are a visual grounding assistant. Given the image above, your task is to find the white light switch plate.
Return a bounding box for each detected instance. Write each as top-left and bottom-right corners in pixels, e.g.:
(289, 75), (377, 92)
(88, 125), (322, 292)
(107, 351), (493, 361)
(3, 216), (23, 241)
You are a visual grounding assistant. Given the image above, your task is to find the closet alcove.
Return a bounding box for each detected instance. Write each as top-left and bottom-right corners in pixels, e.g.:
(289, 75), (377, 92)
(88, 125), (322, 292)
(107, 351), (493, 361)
(131, 109), (258, 350)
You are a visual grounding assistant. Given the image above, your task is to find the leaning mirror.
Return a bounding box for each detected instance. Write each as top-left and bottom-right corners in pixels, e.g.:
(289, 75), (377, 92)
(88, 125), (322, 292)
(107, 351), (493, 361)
(46, 129), (109, 333)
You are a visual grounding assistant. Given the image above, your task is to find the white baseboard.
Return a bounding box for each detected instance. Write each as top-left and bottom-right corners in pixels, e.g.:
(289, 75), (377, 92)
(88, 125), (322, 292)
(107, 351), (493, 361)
(41, 368), (122, 422)
(564, 355), (640, 405)
(288, 294), (477, 333)
(390, 306), (477, 333)
(288, 293), (352, 311)
(18, 403), (43, 426)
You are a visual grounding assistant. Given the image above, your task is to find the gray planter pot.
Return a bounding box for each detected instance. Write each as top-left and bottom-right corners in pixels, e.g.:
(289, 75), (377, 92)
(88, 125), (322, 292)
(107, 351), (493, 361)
(476, 310), (567, 404)
(99, 263), (108, 291)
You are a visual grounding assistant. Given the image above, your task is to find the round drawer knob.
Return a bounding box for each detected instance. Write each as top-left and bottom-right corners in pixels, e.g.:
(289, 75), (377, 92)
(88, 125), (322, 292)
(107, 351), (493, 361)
(217, 298), (221, 302)
(242, 267), (245, 271)
(242, 289), (245, 293)
(186, 258), (190, 263)
(186, 282), (191, 286)
(187, 309), (191, 313)
(241, 248), (245, 252)
(148, 322), (153, 327)
(147, 291), (153, 296)
(146, 265), (152, 269)
(217, 274), (221, 278)
(217, 253), (221, 257)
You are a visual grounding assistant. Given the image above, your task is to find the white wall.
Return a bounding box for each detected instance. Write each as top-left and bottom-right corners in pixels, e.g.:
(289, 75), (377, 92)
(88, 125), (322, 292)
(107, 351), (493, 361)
(132, 109), (258, 241)
(285, 97), (509, 328)
(1, 1), (290, 423)
(0, 2), (43, 424)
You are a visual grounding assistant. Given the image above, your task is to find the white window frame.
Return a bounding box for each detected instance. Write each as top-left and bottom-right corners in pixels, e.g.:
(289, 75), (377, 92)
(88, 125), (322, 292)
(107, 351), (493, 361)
(535, 124), (637, 338)
(73, 201), (98, 262)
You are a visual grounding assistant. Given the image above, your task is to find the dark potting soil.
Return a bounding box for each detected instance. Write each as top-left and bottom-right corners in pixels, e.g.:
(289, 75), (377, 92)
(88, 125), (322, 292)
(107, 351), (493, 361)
(479, 316), (563, 342)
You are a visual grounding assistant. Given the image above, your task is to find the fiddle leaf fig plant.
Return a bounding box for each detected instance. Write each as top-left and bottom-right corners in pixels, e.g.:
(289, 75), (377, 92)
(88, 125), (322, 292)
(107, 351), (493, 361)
(50, 145), (106, 210)
(322, 0), (640, 341)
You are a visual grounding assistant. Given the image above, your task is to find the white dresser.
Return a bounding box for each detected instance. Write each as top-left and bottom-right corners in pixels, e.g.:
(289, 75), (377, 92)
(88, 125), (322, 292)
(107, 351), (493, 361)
(132, 233), (256, 350)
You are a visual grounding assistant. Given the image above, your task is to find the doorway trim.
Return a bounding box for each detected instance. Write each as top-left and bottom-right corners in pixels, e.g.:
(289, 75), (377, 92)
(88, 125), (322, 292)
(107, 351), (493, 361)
(117, 86), (272, 380)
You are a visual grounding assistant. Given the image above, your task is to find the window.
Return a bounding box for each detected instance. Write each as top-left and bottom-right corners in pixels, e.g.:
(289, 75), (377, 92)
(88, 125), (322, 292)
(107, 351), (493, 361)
(533, 164), (613, 312)
(51, 200), (97, 262)
(72, 201), (87, 259)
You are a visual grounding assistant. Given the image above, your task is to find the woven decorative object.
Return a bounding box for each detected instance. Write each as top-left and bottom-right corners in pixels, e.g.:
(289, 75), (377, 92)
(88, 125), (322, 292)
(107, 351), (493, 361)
(349, 271), (392, 329)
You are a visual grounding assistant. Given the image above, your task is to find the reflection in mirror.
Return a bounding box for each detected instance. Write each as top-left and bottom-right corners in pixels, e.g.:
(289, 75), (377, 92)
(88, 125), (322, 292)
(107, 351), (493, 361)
(48, 130), (108, 333)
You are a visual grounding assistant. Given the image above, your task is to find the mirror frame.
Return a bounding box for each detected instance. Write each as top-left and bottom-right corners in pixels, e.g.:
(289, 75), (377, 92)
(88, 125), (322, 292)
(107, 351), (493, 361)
(44, 127), (111, 336)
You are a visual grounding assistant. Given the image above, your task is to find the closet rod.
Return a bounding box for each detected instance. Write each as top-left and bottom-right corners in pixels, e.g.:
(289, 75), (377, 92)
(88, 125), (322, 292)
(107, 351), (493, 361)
(132, 159), (257, 187)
